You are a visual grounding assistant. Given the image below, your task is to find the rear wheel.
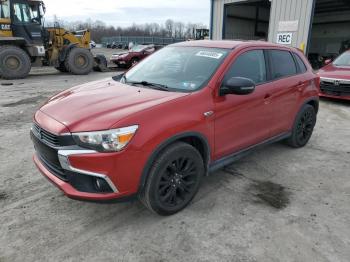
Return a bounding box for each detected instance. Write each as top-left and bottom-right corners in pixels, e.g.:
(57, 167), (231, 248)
(140, 142), (204, 216)
(0, 45), (31, 79)
(64, 48), (94, 75)
(287, 104), (316, 148)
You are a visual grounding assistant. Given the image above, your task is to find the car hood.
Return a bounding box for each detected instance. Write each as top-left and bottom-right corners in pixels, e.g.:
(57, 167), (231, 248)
(318, 64), (350, 80)
(39, 78), (189, 132)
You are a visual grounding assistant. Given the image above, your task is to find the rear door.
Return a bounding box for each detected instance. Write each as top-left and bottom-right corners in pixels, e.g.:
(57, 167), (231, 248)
(265, 49), (301, 136)
(214, 49), (272, 159)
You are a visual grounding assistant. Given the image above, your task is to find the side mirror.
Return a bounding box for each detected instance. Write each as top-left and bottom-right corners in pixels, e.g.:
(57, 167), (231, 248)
(324, 59), (332, 65)
(220, 77), (256, 96)
(112, 73), (124, 81)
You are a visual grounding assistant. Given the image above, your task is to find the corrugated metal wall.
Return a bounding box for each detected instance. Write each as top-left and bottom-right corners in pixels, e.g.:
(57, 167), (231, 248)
(268, 0), (314, 49)
(211, 0), (315, 50)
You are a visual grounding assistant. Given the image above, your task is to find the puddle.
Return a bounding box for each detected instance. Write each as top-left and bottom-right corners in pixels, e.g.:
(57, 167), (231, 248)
(2, 95), (47, 107)
(1, 82), (14, 86)
(222, 167), (290, 209)
(249, 181), (290, 209)
(0, 191), (8, 201)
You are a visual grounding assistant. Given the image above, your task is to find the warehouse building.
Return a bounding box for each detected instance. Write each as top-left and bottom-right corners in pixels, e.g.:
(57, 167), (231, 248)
(210, 0), (350, 68)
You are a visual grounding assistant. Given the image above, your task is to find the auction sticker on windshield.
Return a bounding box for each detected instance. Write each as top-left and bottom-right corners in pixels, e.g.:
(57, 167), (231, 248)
(196, 51), (224, 59)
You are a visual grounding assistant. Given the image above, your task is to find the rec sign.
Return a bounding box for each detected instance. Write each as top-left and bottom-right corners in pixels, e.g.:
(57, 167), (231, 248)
(276, 33), (293, 45)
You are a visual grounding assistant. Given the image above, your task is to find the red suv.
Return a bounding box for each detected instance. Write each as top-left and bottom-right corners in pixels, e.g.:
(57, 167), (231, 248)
(318, 50), (350, 101)
(31, 41), (319, 215)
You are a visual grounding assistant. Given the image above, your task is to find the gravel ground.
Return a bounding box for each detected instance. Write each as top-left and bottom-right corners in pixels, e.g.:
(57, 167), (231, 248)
(0, 51), (349, 262)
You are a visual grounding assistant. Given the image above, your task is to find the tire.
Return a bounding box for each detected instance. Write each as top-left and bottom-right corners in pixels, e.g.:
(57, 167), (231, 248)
(129, 58), (139, 68)
(140, 142), (205, 216)
(55, 62), (68, 73)
(64, 48), (94, 75)
(0, 45), (31, 79)
(287, 104), (316, 148)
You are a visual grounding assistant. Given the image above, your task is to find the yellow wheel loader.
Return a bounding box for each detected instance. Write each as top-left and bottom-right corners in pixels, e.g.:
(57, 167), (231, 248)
(0, 0), (106, 79)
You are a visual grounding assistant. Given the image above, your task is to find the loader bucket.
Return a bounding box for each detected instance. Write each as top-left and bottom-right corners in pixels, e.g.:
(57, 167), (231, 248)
(93, 54), (108, 72)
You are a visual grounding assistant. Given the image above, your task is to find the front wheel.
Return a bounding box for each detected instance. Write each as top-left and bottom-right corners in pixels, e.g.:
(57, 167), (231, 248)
(140, 142), (204, 216)
(287, 104), (316, 148)
(0, 45), (31, 79)
(129, 58), (139, 68)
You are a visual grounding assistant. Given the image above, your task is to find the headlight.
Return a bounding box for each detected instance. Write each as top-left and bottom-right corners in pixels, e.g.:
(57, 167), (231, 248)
(72, 125), (138, 152)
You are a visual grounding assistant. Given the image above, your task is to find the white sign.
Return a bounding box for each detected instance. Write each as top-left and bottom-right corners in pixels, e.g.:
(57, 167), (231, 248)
(278, 20), (299, 32)
(277, 33), (293, 45)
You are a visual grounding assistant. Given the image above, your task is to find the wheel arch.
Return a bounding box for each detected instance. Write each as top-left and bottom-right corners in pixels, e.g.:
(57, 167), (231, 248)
(290, 96), (319, 130)
(138, 132), (211, 193)
(305, 98), (319, 114)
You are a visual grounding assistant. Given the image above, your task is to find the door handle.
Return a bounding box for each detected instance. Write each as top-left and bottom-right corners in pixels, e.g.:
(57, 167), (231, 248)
(264, 93), (271, 99)
(297, 81), (305, 91)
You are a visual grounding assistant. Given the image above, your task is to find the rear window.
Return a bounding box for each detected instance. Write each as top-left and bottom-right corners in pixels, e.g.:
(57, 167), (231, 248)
(269, 50), (297, 79)
(294, 53), (307, 73)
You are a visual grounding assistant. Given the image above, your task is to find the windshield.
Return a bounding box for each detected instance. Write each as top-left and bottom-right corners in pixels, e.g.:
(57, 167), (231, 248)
(333, 52), (350, 66)
(131, 45), (148, 52)
(122, 46), (229, 92)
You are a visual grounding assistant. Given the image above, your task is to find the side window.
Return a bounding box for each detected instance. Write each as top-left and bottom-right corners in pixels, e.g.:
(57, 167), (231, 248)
(0, 1), (10, 19)
(224, 50), (267, 84)
(269, 50), (297, 79)
(294, 53), (307, 73)
(13, 3), (32, 23)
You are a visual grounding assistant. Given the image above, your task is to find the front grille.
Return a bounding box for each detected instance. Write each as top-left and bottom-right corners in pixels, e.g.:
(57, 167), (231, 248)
(31, 131), (68, 181)
(32, 123), (60, 147)
(320, 79), (350, 97)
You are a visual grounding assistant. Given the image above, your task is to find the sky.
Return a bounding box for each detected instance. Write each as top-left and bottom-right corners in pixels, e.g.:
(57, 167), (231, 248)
(43, 0), (210, 27)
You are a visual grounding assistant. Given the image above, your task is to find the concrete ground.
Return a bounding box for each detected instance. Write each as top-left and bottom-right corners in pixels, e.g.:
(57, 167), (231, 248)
(0, 49), (349, 262)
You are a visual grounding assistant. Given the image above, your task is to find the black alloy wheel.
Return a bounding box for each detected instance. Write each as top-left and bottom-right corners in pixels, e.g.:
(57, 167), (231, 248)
(287, 104), (316, 148)
(140, 142), (204, 216)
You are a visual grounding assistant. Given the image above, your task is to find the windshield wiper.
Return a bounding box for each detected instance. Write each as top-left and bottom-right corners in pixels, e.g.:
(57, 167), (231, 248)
(126, 80), (169, 91)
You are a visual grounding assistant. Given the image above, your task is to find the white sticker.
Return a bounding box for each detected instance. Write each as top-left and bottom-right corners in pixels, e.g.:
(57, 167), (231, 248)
(196, 51), (223, 59)
(276, 33), (293, 45)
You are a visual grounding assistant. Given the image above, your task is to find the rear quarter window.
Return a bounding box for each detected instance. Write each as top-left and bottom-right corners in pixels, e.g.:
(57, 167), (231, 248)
(293, 53), (308, 73)
(269, 50), (297, 79)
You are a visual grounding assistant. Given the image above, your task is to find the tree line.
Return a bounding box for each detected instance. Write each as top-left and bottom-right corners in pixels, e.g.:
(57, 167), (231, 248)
(48, 17), (208, 43)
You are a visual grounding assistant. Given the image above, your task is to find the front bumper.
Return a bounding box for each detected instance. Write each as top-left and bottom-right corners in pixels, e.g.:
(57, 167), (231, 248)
(33, 153), (121, 201)
(31, 127), (145, 201)
(319, 77), (350, 100)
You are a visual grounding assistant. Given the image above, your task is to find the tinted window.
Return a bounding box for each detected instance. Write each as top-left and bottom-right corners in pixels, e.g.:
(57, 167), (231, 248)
(269, 50), (297, 79)
(294, 53), (307, 73)
(224, 50), (267, 84)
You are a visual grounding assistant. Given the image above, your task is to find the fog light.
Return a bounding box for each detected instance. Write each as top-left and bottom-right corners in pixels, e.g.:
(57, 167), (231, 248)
(94, 178), (112, 192)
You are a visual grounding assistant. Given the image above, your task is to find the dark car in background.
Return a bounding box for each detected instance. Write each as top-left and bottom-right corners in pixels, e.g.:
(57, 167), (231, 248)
(110, 44), (157, 68)
(318, 50), (350, 101)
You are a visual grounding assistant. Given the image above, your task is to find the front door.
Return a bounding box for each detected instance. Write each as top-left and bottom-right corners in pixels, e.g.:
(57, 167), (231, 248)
(214, 49), (272, 159)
